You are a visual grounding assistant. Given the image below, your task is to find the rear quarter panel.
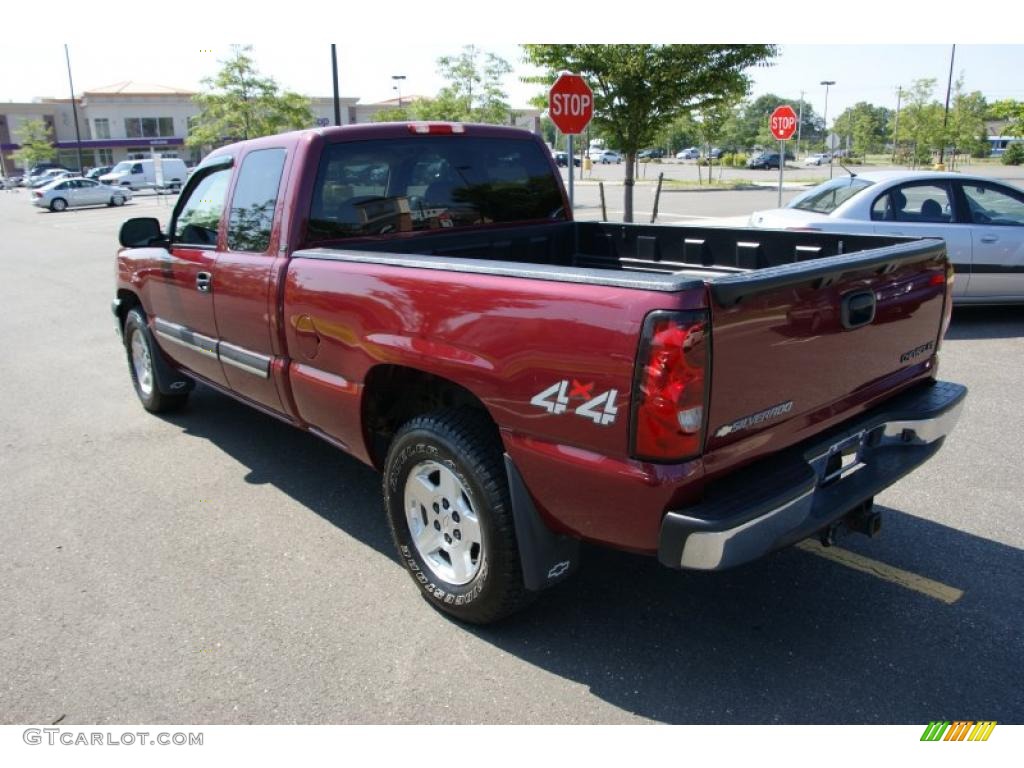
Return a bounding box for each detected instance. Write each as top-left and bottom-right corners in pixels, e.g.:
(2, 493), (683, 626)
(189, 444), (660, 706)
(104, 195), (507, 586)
(282, 258), (708, 550)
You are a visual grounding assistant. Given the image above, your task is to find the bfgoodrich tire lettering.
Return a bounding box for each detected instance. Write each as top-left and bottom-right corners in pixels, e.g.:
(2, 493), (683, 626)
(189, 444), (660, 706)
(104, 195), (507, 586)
(383, 409), (531, 624)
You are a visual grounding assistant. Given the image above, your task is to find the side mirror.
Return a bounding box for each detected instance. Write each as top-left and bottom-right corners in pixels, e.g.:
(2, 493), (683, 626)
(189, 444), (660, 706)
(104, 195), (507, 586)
(119, 217), (166, 248)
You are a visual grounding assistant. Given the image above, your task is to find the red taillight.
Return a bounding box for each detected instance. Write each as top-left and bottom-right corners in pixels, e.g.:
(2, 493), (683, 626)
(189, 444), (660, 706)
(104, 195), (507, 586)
(631, 311), (709, 462)
(33, 191), (43, 198)
(407, 122), (465, 135)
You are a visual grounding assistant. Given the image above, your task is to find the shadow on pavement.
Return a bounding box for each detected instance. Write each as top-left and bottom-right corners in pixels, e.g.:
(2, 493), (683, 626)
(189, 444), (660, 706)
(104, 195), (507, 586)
(947, 305), (1024, 340)
(165, 385), (1024, 724)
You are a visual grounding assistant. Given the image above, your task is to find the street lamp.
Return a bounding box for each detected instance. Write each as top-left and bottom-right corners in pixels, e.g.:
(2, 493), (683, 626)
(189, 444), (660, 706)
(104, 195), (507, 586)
(391, 75), (406, 107)
(820, 80), (836, 179)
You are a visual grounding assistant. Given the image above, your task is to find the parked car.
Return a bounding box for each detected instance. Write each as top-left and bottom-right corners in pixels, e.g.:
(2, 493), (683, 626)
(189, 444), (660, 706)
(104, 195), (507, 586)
(804, 153), (831, 166)
(86, 165), (114, 180)
(26, 162), (68, 179)
(749, 171), (1024, 304)
(747, 152), (783, 169)
(706, 147), (725, 160)
(675, 147), (700, 160)
(638, 148), (666, 159)
(594, 149), (622, 164)
(29, 169), (74, 188)
(113, 122), (964, 624)
(33, 176), (131, 211)
(100, 157), (188, 192)
(552, 151), (580, 168)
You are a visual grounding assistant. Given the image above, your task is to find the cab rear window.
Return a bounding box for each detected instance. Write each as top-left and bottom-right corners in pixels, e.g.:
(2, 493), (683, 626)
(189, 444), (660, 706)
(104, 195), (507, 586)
(306, 136), (565, 242)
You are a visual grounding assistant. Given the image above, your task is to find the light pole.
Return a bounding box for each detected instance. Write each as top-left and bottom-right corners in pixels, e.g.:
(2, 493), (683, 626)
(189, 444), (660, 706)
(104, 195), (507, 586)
(65, 44), (84, 172)
(391, 75), (406, 107)
(821, 80), (836, 178)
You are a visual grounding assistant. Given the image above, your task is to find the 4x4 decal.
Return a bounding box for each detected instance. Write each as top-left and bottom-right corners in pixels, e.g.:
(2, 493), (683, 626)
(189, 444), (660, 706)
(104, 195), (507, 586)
(531, 379), (618, 426)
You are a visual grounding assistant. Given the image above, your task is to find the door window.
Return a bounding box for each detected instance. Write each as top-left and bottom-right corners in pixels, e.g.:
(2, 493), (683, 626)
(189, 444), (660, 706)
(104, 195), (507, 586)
(227, 148), (286, 252)
(173, 168), (232, 247)
(873, 183), (954, 223)
(961, 183), (1024, 226)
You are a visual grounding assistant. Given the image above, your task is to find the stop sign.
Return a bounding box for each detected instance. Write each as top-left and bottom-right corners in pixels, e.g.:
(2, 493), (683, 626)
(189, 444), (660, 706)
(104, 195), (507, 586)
(770, 104), (799, 141)
(549, 73), (593, 135)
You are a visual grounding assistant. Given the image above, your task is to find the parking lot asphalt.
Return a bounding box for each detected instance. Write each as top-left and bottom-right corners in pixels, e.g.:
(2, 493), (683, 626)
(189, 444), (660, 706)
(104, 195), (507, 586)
(0, 189), (1021, 724)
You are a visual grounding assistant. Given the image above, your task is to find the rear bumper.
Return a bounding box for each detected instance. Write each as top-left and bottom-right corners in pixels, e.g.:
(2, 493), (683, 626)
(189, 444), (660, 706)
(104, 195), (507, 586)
(658, 380), (967, 571)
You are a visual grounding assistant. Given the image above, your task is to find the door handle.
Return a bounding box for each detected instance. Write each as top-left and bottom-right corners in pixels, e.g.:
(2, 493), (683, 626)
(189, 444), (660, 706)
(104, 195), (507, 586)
(196, 272), (212, 293)
(980, 235), (998, 244)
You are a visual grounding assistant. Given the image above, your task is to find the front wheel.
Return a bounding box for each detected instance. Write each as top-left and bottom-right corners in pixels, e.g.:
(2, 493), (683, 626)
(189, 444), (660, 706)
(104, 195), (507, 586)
(383, 410), (531, 624)
(110, 195), (125, 206)
(123, 308), (189, 413)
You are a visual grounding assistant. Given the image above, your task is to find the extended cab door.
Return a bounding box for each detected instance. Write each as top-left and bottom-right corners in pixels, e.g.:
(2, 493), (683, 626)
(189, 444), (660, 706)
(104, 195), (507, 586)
(145, 160), (232, 386)
(212, 147), (290, 413)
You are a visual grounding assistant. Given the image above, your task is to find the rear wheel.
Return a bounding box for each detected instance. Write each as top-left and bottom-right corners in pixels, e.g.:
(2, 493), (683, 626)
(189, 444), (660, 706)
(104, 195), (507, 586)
(123, 308), (189, 413)
(383, 409), (531, 624)
(50, 197), (67, 212)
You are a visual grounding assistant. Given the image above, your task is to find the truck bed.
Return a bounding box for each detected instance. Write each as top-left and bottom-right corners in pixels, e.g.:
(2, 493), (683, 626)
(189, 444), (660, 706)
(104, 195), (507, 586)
(295, 221), (929, 301)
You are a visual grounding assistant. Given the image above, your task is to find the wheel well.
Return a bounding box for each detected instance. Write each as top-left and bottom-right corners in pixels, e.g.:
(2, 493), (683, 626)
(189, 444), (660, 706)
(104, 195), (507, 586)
(361, 365), (499, 470)
(115, 289), (141, 330)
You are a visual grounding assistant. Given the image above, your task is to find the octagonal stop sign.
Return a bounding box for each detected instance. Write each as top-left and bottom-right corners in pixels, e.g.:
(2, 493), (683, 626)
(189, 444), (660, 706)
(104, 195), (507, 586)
(770, 104), (798, 141)
(549, 73), (593, 135)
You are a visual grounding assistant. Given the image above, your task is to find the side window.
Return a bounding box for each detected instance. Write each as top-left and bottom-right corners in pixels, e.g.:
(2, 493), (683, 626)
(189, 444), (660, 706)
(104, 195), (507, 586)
(54, 181), (69, 191)
(871, 193), (892, 221)
(173, 168), (232, 247)
(227, 148), (286, 252)
(131, 163), (143, 174)
(890, 183), (953, 223)
(961, 183), (1024, 226)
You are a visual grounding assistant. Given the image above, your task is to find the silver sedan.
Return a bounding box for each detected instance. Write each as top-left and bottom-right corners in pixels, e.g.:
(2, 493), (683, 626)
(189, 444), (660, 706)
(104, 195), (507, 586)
(32, 177), (132, 212)
(749, 171), (1024, 304)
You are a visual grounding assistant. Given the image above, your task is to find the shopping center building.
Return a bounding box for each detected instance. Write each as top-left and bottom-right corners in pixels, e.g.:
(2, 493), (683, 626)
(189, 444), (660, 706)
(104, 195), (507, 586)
(0, 82), (541, 175)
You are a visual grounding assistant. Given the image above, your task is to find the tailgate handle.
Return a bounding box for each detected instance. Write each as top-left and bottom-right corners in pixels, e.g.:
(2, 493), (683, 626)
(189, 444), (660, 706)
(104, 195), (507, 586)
(841, 291), (876, 330)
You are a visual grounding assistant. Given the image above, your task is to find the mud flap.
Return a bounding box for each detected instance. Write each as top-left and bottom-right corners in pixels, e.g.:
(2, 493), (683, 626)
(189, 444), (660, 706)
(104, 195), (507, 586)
(504, 454), (580, 591)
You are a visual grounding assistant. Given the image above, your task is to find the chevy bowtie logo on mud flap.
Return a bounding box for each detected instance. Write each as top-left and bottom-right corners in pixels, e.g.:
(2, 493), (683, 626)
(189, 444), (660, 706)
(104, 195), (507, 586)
(715, 400), (794, 438)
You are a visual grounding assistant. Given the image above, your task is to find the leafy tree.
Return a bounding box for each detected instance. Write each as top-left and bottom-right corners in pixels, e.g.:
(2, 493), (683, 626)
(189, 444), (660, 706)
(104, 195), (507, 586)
(728, 94), (822, 153)
(896, 79), (943, 165)
(832, 102), (890, 156)
(522, 44), (776, 221)
(1001, 142), (1024, 165)
(655, 112), (701, 154)
(947, 79), (988, 160)
(187, 45), (313, 149)
(989, 99), (1024, 137)
(12, 119), (56, 169)
(372, 47), (514, 126)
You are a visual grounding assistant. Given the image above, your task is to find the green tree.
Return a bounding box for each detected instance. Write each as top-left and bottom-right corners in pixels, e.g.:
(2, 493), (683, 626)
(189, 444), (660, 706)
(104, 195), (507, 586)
(989, 99), (1024, 137)
(896, 78), (943, 165)
(832, 102), (890, 156)
(431, 45), (513, 123)
(187, 45), (313, 149)
(372, 47), (514, 126)
(946, 80), (988, 160)
(12, 119), (56, 169)
(729, 94), (823, 153)
(523, 44), (776, 221)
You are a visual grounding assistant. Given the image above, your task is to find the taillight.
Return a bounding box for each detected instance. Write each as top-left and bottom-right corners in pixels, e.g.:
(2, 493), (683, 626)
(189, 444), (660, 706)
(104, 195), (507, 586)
(407, 122), (465, 135)
(631, 310), (709, 462)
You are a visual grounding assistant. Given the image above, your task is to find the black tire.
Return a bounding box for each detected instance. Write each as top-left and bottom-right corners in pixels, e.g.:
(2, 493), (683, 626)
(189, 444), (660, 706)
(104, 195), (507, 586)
(110, 195), (125, 207)
(383, 409), (531, 624)
(50, 197), (67, 212)
(123, 307), (189, 413)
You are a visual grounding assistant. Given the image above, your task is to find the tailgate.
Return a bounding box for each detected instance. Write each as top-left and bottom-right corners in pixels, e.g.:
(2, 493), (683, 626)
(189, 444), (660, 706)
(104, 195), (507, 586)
(704, 239), (949, 456)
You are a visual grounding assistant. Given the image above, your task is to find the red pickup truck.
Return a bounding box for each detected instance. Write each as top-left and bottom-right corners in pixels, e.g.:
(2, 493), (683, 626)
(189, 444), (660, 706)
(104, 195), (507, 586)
(113, 122), (966, 623)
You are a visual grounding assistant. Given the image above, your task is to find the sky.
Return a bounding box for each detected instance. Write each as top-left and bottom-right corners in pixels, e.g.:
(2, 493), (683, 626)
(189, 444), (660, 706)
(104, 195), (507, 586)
(2, 4), (1021, 123)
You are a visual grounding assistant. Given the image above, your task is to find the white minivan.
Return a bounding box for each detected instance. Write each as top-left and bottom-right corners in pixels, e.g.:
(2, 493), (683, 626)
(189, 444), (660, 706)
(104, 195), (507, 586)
(100, 157), (188, 192)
